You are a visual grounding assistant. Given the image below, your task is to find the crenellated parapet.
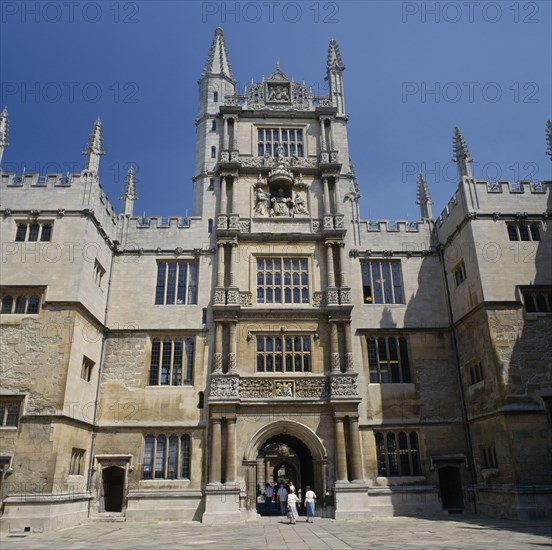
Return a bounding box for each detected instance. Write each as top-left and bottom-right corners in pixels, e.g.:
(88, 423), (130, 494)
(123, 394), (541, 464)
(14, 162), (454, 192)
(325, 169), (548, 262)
(437, 180), (551, 228)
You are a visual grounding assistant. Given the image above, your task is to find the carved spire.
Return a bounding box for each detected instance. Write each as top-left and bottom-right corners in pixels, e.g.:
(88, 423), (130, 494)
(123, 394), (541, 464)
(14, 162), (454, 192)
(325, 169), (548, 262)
(326, 39), (345, 73)
(416, 172), (433, 219)
(82, 117), (104, 173)
(0, 107), (9, 167)
(201, 27), (234, 82)
(120, 165), (138, 216)
(546, 120), (552, 159)
(452, 127), (473, 179)
(325, 40), (346, 115)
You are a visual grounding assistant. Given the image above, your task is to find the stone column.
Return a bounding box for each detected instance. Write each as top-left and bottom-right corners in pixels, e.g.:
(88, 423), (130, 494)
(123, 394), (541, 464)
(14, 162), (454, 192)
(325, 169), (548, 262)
(223, 117), (228, 150)
(214, 322), (223, 372)
(257, 457), (265, 490)
(209, 418), (222, 483)
(229, 242), (238, 287)
(217, 242), (225, 287)
(320, 118), (327, 151)
(338, 242), (347, 287)
(327, 118), (334, 150)
(322, 176), (331, 214)
(227, 177), (234, 213)
(220, 176), (227, 214)
(232, 117), (238, 150)
(228, 321), (237, 373)
(344, 322), (354, 372)
(349, 416), (363, 481)
(333, 176), (341, 214)
(330, 321), (341, 373)
(325, 242), (335, 288)
(265, 460), (271, 484)
(226, 417), (237, 483)
(335, 417), (348, 482)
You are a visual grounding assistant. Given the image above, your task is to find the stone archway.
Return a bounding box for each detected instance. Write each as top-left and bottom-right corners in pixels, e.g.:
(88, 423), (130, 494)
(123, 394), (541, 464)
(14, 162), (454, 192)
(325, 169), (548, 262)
(243, 421), (327, 514)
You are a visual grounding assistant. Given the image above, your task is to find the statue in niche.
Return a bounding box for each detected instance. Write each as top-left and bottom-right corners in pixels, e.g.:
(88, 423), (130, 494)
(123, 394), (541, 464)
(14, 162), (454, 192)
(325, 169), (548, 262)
(254, 186), (270, 216)
(270, 188), (293, 217)
(294, 193), (309, 215)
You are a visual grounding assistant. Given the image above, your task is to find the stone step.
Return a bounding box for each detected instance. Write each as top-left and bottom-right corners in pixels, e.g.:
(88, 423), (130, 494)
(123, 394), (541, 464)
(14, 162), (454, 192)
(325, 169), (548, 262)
(89, 514), (126, 522)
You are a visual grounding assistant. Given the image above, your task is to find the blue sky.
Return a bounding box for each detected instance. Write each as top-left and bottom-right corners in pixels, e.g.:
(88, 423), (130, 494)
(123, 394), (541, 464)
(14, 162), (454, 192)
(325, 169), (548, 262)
(1, 1), (551, 220)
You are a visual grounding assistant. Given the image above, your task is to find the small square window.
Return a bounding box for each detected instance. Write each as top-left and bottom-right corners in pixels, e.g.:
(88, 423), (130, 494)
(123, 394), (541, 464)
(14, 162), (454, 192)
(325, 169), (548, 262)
(81, 357), (95, 382)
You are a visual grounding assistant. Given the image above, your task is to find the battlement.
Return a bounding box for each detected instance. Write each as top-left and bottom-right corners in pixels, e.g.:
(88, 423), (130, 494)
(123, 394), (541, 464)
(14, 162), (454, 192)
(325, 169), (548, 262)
(360, 219), (425, 234)
(437, 180), (551, 226)
(128, 215), (193, 229)
(1, 170), (120, 226)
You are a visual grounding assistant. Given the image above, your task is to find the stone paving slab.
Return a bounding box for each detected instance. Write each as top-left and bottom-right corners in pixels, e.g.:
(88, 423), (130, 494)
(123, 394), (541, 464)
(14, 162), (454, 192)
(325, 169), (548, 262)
(1, 515), (551, 550)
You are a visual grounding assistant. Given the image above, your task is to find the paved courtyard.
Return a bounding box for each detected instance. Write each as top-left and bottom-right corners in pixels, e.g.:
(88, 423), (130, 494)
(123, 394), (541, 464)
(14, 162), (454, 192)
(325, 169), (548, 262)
(1, 515), (551, 550)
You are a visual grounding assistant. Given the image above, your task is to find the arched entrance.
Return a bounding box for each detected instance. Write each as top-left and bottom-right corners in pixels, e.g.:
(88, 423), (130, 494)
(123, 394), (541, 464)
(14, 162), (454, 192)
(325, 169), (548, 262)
(243, 421), (327, 517)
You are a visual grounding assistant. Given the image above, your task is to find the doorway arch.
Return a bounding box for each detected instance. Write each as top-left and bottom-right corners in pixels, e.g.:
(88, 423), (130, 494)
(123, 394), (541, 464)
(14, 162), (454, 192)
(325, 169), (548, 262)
(243, 421), (327, 514)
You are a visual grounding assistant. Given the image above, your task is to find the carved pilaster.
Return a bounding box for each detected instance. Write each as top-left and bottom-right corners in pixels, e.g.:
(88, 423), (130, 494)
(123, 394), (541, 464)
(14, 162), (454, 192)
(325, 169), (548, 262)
(217, 214), (228, 229)
(330, 352), (341, 372)
(345, 352), (355, 372)
(213, 353), (223, 373)
(227, 353), (237, 373)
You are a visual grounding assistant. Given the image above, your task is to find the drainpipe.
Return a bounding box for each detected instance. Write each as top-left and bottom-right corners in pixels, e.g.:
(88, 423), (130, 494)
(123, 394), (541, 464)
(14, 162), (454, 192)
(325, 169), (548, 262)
(86, 240), (118, 507)
(437, 243), (478, 513)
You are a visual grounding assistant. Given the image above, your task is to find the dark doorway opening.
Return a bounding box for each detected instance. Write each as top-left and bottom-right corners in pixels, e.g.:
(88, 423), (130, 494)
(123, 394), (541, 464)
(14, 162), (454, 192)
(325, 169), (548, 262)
(102, 466), (125, 513)
(438, 465), (464, 512)
(257, 434), (314, 516)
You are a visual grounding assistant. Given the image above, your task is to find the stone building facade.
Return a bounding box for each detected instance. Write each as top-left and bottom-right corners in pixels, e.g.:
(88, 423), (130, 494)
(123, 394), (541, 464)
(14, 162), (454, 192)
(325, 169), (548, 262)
(0, 29), (551, 532)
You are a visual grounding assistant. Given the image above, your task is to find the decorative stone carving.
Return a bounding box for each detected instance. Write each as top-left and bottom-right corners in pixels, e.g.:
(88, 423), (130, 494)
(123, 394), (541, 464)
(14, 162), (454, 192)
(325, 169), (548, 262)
(334, 215), (344, 228)
(210, 375), (239, 397)
(254, 186), (270, 216)
(323, 215), (334, 229)
(275, 380), (294, 397)
(339, 288), (351, 304)
(330, 151), (339, 163)
(239, 292), (253, 307)
(277, 443), (292, 456)
(230, 151), (239, 162)
(226, 289), (240, 305)
(228, 214), (240, 230)
(330, 375), (358, 396)
(220, 151), (229, 162)
(214, 289), (226, 305)
(227, 353), (237, 372)
(330, 352), (341, 371)
(239, 219), (251, 232)
(320, 152), (330, 164)
(217, 215), (228, 229)
(312, 291), (326, 307)
(345, 352), (355, 371)
(239, 378), (272, 398)
(213, 353), (223, 372)
(327, 289), (340, 305)
(295, 378), (329, 398)
(293, 192), (309, 215)
(312, 220), (321, 232)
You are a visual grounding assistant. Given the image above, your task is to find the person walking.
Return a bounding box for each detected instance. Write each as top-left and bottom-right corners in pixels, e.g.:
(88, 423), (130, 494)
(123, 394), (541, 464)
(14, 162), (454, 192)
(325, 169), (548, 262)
(277, 483), (288, 515)
(287, 489), (299, 524)
(304, 486), (317, 522)
(264, 482), (274, 515)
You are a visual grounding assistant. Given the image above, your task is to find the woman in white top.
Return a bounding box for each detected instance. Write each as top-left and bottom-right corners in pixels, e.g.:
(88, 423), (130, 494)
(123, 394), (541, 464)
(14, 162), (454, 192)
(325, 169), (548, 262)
(304, 486), (316, 522)
(286, 490), (299, 524)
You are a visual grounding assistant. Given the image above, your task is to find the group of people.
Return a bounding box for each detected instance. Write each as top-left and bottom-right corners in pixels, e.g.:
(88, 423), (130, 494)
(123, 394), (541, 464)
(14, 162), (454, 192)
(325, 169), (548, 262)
(257, 481), (316, 524)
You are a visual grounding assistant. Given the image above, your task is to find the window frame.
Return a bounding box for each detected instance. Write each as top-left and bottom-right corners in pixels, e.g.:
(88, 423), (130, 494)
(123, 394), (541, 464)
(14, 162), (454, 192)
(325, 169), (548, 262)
(142, 433), (191, 480)
(81, 356), (95, 382)
(256, 126), (305, 158)
(452, 260), (467, 287)
(14, 221), (53, 242)
(375, 431), (422, 477)
(0, 398), (23, 428)
(361, 260), (405, 305)
(155, 260), (199, 305)
(366, 335), (412, 384)
(69, 448), (86, 476)
(256, 256), (310, 305)
(148, 337), (195, 386)
(255, 334), (312, 373)
(506, 222), (541, 242)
